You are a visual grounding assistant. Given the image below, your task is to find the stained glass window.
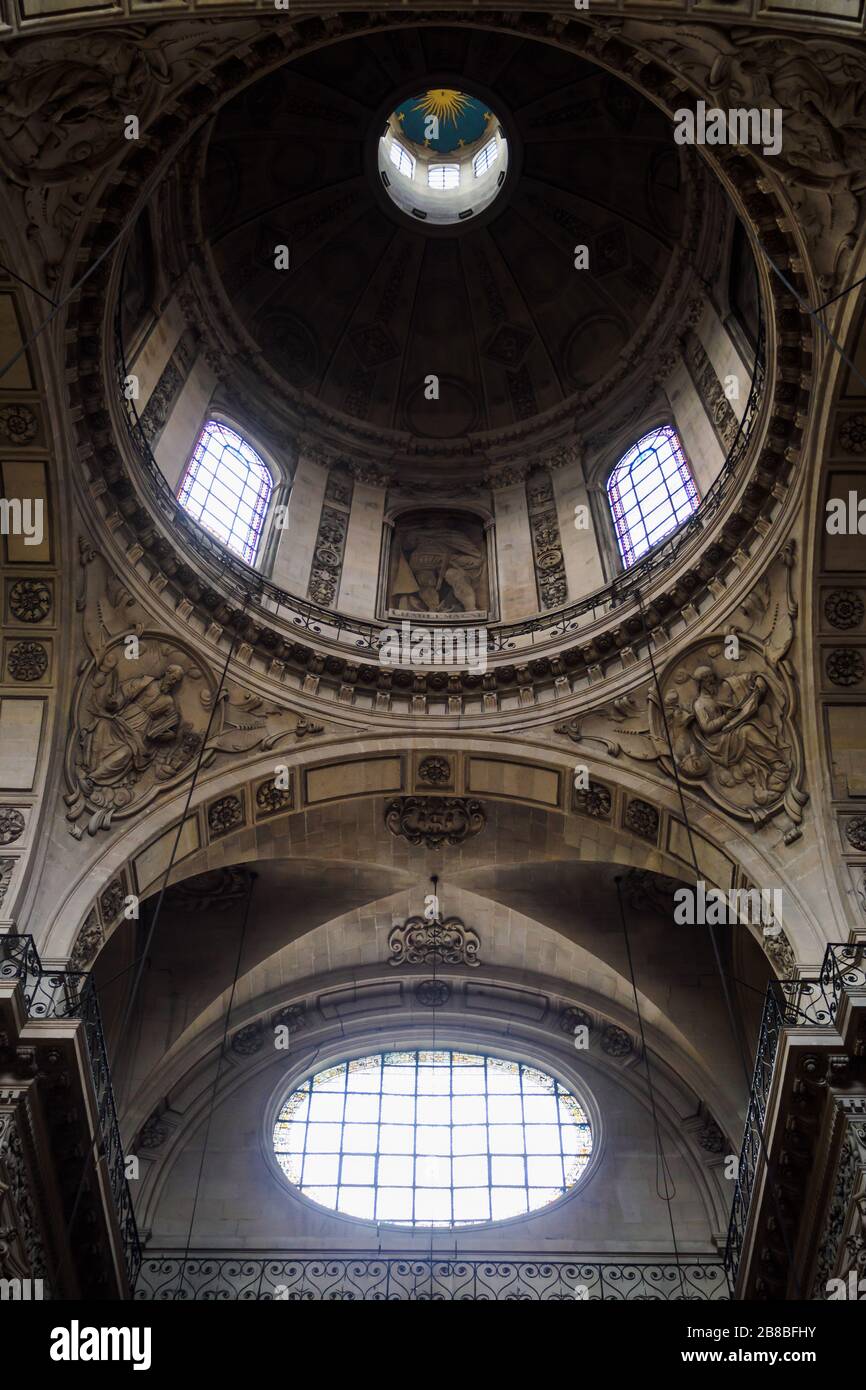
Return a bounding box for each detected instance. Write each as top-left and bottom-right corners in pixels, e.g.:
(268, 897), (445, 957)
(177, 420), (273, 565)
(607, 425), (699, 568)
(272, 1049), (592, 1227)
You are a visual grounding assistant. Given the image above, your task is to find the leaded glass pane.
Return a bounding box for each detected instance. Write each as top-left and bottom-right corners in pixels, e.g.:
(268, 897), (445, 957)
(273, 1048), (592, 1227)
(607, 425), (698, 568)
(177, 420), (273, 564)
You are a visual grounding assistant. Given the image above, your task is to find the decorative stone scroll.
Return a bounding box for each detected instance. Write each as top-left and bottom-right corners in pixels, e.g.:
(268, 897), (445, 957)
(384, 796), (486, 849)
(388, 915), (481, 968)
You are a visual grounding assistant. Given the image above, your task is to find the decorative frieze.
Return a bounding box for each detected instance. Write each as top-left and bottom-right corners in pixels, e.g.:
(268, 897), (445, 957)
(683, 328), (740, 452)
(138, 330), (198, 446)
(307, 468), (353, 608)
(526, 470), (568, 611)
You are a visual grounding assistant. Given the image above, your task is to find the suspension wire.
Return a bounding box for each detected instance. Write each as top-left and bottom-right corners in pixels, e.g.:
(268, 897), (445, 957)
(0, 259), (58, 307)
(429, 872), (439, 1300)
(632, 584), (803, 1298)
(54, 590), (251, 1296)
(813, 269), (866, 316)
(614, 877), (686, 1300)
(756, 241), (866, 395)
(175, 869), (257, 1299)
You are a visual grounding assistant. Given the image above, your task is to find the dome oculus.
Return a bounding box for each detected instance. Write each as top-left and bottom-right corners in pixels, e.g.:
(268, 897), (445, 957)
(272, 1048), (593, 1227)
(378, 89), (509, 227)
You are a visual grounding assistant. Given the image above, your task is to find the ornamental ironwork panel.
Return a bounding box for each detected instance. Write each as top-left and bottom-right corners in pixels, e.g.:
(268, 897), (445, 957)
(0, 934), (141, 1291)
(724, 943), (866, 1287)
(135, 1254), (729, 1301)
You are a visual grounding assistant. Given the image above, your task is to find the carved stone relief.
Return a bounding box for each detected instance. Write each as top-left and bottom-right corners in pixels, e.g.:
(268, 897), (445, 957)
(0, 858), (15, 909)
(0, 32), (171, 186)
(682, 329), (740, 453)
(526, 471), (568, 612)
(384, 797), (486, 849)
(139, 330), (197, 446)
(388, 915), (481, 968)
(620, 23), (866, 287)
(557, 545), (808, 838)
(64, 544), (326, 834)
(307, 476), (352, 608)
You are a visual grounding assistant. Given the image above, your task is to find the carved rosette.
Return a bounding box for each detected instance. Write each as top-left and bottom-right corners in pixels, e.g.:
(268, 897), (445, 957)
(9, 580), (51, 624)
(573, 781), (612, 819)
(826, 648), (865, 686)
(415, 980), (451, 1007)
(0, 809), (25, 846)
(824, 590), (864, 630)
(624, 798), (659, 842)
(7, 642), (48, 682)
(384, 796), (486, 849)
(256, 777), (293, 814)
(388, 915), (480, 968)
(417, 756), (451, 787)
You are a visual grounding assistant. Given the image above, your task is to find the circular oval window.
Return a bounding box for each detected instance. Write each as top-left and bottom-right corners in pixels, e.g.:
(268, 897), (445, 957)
(377, 89), (509, 227)
(272, 1049), (592, 1226)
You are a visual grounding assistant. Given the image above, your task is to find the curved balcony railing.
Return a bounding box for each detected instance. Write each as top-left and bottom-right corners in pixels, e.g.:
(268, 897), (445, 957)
(0, 934), (142, 1292)
(724, 943), (866, 1288)
(113, 303), (766, 660)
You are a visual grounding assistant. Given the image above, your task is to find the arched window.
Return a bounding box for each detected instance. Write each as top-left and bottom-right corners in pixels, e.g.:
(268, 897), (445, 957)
(607, 425), (698, 568)
(273, 1048), (592, 1226)
(178, 420), (273, 565)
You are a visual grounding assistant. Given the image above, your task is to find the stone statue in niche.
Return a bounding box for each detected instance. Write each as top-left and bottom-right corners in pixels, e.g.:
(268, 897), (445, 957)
(387, 511), (488, 618)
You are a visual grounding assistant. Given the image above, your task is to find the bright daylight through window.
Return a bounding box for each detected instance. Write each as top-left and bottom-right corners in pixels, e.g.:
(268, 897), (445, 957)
(177, 420), (273, 565)
(607, 425), (699, 568)
(273, 1049), (593, 1227)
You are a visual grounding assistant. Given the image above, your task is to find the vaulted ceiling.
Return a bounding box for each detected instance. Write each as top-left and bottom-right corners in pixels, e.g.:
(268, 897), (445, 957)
(201, 26), (686, 441)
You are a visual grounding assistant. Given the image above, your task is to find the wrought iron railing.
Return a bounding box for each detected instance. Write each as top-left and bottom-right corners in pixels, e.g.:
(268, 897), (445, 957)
(135, 1254), (729, 1301)
(112, 301), (766, 658)
(724, 943), (866, 1286)
(0, 933), (142, 1291)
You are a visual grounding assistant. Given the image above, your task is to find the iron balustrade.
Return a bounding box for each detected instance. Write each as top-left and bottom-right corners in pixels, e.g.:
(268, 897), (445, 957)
(112, 304), (766, 659)
(134, 1253), (729, 1301)
(0, 933), (142, 1291)
(724, 942), (866, 1286)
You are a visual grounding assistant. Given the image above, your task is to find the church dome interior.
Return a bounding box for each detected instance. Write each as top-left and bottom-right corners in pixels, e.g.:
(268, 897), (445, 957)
(1, 0), (865, 1342)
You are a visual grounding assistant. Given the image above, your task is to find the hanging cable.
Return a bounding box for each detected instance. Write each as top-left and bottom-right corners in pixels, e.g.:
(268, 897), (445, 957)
(55, 588), (252, 1296)
(614, 876), (686, 1300)
(175, 869), (257, 1299)
(633, 583), (803, 1297)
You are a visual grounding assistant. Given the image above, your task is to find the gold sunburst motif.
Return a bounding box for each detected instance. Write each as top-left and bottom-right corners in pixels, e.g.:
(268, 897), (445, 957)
(412, 88), (472, 128)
